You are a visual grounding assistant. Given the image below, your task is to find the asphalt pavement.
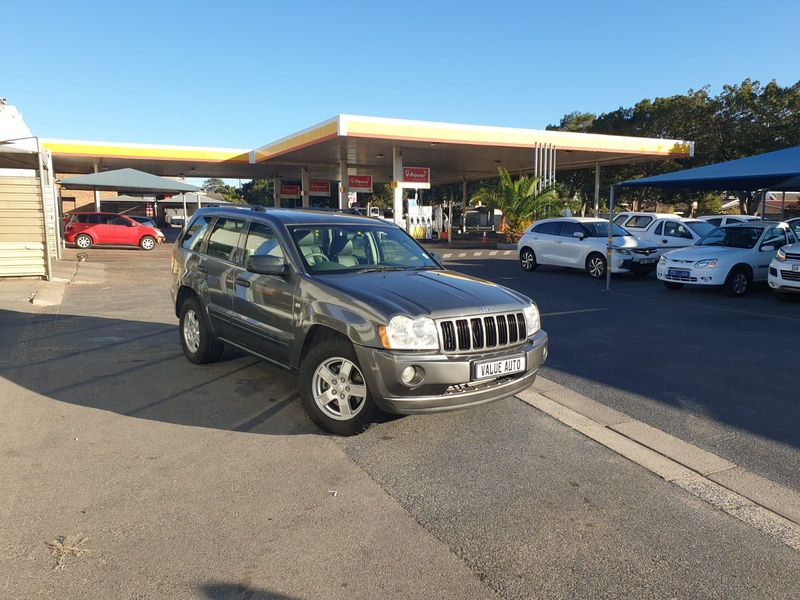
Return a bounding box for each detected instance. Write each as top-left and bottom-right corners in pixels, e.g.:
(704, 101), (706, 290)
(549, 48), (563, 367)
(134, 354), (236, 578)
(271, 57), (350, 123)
(1, 245), (798, 599)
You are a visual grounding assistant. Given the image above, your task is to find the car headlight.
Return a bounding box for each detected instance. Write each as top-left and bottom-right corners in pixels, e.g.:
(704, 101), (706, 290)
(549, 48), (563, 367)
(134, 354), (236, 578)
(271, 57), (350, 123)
(612, 247), (631, 255)
(380, 316), (439, 350)
(522, 303), (540, 336)
(776, 247), (786, 262)
(695, 259), (718, 268)
(659, 255), (667, 265)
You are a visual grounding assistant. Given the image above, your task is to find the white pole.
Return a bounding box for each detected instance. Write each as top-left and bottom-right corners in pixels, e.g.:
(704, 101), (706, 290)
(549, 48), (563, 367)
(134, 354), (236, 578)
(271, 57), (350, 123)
(606, 185), (616, 291)
(339, 158), (349, 210)
(183, 195), (188, 230)
(273, 176), (281, 208)
(301, 168), (310, 208)
(594, 162), (600, 218)
(461, 178), (467, 234)
(93, 162), (101, 211)
(392, 147), (403, 226)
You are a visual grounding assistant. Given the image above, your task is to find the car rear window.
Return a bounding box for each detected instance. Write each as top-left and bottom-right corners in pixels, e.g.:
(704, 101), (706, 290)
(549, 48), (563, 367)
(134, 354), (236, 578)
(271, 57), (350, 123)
(532, 222), (559, 235)
(625, 216), (653, 228)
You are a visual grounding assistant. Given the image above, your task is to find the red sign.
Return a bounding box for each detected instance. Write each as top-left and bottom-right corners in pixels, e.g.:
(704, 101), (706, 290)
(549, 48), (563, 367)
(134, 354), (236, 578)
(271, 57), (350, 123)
(402, 167), (430, 185)
(279, 183), (300, 198)
(348, 175), (373, 193)
(309, 180), (330, 196)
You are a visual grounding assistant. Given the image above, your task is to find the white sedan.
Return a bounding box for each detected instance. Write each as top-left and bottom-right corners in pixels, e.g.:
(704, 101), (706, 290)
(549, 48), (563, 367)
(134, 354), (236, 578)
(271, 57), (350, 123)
(657, 222), (797, 296)
(635, 217), (716, 250)
(518, 217), (660, 279)
(768, 243), (800, 300)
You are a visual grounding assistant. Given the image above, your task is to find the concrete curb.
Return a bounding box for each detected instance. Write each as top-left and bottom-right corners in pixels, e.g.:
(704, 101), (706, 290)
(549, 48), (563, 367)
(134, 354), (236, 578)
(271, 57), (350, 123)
(517, 378), (800, 551)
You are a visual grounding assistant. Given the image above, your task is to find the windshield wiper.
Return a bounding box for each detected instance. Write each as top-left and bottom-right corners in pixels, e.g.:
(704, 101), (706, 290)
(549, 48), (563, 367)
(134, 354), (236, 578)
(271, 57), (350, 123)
(354, 266), (407, 274)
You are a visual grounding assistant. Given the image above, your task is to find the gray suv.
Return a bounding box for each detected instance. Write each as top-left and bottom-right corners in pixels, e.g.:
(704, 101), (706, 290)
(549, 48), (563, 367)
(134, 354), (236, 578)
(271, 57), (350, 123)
(171, 207), (548, 435)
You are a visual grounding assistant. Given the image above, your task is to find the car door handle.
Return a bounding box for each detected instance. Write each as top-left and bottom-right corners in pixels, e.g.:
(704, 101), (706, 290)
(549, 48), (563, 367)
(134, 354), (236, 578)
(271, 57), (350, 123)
(195, 265), (208, 273)
(235, 277), (251, 288)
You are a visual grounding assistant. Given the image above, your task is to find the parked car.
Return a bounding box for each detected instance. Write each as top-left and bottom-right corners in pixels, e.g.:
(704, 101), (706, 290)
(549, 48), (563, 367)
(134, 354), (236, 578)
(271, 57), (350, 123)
(768, 243), (800, 300)
(697, 214), (761, 227)
(129, 215), (158, 228)
(657, 221), (798, 296)
(517, 217), (661, 278)
(635, 217), (716, 249)
(64, 212), (165, 250)
(171, 207), (548, 435)
(785, 217), (800, 239)
(613, 212), (682, 232)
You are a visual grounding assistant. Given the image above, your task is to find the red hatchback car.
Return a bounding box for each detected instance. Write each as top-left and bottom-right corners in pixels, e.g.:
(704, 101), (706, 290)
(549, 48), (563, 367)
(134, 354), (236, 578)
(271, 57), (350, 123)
(64, 212), (165, 250)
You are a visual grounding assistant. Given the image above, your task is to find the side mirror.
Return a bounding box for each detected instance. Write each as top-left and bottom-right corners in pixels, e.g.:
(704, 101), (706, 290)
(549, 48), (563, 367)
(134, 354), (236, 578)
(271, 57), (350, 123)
(760, 245), (775, 253)
(247, 254), (288, 276)
(572, 231), (585, 240)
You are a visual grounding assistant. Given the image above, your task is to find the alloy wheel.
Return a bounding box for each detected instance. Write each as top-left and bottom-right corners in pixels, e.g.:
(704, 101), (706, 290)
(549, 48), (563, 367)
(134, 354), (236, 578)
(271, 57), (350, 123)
(588, 257), (605, 278)
(76, 235), (91, 249)
(521, 250), (535, 270)
(312, 357), (368, 421)
(732, 272), (748, 295)
(141, 237), (155, 250)
(183, 309), (200, 353)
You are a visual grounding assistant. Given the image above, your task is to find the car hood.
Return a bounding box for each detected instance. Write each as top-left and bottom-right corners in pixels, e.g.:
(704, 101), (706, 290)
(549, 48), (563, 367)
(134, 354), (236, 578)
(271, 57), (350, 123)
(612, 235), (658, 249)
(315, 269), (531, 318)
(664, 245), (750, 261)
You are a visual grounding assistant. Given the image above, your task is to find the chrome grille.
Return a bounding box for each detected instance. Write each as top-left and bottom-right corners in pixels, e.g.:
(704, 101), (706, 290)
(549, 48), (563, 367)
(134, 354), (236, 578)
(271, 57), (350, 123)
(786, 252), (800, 260)
(439, 312), (527, 353)
(780, 269), (800, 282)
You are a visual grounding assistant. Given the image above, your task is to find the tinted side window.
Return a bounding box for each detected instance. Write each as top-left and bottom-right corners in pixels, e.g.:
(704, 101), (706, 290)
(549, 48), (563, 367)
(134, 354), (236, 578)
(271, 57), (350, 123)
(181, 215), (211, 251)
(613, 215), (628, 225)
(533, 222), (558, 235)
(558, 222), (582, 237)
(243, 222), (284, 262)
(627, 216), (653, 228)
(107, 215), (130, 226)
(654, 221), (664, 236)
(727, 217), (742, 224)
(205, 218), (245, 261)
(706, 217), (722, 226)
(664, 221), (693, 239)
(78, 214), (102, 224)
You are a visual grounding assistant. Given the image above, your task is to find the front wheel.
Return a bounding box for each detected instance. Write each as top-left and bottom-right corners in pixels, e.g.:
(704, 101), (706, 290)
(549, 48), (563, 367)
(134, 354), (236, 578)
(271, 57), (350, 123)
(299, 337), (376, 435)
(179, 297), (224, 364)
(724, 267), (751, 297)
(139, 235), (156, 251)
(586, 253), (607, 279)
(519, 247), (538, 272)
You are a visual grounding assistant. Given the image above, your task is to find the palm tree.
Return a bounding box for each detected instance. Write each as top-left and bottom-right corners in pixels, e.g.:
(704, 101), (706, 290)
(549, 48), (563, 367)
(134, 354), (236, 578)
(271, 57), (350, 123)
(471, 168), (560, 242)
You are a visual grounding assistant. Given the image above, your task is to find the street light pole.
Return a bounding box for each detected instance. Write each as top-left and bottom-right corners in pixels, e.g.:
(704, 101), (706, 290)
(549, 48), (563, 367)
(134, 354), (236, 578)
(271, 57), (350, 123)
(606, 185), (616, 291)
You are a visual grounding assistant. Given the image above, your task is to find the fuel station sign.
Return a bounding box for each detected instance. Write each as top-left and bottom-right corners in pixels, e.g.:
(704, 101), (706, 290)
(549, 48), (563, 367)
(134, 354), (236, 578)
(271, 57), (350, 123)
(348, 175), (373, 193)
(279, 183), (300, 198)
(308, 180), (330, 196)
(400, 167), (430, 189)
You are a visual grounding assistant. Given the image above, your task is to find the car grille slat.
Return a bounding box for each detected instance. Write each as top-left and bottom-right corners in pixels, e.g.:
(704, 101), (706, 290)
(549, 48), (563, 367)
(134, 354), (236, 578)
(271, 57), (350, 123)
(780, 269), (800, 282)
(438, 311), (526, 353)
(785, 253), (800, 260)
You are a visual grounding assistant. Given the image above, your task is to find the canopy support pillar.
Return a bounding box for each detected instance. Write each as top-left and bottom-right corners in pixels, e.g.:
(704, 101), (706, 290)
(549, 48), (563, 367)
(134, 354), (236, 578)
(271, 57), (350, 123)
(93, 163), (101, 211)
(339, 158), (349, 210)
(606, 185), (616, 291)
(273, 176), (281, 208)
(594, 162), (600, 218)
(392, 147), (403, 226)
(781, 191), (786, 221)
(301, 168), (310, 208)
(461, 178), (467, 234)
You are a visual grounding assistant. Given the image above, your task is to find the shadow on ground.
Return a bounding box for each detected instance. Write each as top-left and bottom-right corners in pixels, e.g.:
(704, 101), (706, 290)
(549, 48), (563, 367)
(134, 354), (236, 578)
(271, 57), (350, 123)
(201, 582), (299, 600)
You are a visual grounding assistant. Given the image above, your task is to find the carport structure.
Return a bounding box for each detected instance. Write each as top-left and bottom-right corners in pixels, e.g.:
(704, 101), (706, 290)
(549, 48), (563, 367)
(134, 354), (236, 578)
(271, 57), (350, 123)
(44, 114), (694, 225)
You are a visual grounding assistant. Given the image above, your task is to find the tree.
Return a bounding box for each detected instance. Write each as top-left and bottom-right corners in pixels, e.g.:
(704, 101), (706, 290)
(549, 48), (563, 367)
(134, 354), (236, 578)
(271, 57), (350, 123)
(471, 168), (559, 242)
(201, 177), (244, 203)
(239, 179), (273, 205)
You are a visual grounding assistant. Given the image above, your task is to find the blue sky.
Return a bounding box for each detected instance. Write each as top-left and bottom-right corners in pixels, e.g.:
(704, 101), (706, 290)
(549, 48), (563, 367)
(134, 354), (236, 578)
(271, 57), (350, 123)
(2, 0), (797, 150)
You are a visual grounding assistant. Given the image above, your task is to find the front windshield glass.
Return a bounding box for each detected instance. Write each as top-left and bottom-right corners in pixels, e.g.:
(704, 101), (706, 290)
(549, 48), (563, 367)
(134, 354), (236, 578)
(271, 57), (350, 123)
(289, 224), (439, 274)
(684, 220), (715, 237)
(698, 227), (760, 249)
(582, 222), (630, 237)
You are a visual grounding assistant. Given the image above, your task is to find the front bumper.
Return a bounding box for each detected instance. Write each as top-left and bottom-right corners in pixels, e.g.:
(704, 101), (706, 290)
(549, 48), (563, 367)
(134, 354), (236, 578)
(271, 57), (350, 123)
(768, 261), (800, 293)
(354, 329), (548, 414)
(657, 263), (726, 286)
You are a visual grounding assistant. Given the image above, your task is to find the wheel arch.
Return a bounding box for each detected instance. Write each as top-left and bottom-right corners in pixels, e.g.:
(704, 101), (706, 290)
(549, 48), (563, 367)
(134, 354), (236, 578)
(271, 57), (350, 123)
(294, 324), (350, 369)
(175, 285), (198, 318)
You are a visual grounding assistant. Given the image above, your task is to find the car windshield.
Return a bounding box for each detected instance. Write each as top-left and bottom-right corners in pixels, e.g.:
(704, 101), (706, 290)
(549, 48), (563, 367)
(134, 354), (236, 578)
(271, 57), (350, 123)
(581, 222), (629, 237)
(698, 227), (761, 249)
(684, 220), (715, 237)
(288, 224), (439, 274)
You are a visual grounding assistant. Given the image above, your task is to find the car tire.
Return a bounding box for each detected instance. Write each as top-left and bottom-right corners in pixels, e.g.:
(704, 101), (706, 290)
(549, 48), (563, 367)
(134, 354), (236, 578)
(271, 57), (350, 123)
(664, 281), (684, 290)
(139, 235), (157, 251)
(519, 247), (538, 272)
(586, 253), (607, 279)
(179, 297), (224, 364)
(724, 266), (751, 297)
(75, 234), (92, 249)
(299, 336), (377, 436)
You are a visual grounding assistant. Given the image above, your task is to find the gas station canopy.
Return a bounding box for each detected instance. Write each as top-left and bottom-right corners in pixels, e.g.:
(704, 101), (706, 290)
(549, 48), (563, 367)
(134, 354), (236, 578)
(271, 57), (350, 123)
(43, 114), (694, 183)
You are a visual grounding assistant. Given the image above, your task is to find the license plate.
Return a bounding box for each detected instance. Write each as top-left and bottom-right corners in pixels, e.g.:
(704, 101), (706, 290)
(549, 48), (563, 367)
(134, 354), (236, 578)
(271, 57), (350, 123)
(637, 258), (657, 264)
(472, 354), (526, 380)
(793, 264), (800, 273)
(668, 268), (690, 278)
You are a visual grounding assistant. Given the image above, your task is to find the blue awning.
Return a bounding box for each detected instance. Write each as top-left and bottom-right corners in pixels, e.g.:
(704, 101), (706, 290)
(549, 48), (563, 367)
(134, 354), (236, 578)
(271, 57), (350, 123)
(620, 146), (800, 191)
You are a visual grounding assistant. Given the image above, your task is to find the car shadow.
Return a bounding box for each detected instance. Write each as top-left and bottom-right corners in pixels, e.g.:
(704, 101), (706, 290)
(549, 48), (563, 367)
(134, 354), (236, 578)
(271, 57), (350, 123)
(200, 582), (299, 600)
(0, 308), (348, 436)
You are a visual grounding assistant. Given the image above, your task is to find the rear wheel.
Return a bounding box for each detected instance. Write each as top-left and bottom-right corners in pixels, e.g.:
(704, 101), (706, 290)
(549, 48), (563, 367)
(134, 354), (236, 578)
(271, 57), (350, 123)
(724, 267), (751, 297)
(519, 247), (538, 272)
(179, 297), (224, 364)
(299, 337), (376, 435)
(139, 235), (156, 251)
(75, 234), (92, 249)
(664, 281), (684, 290)
(586, 253), (607, 279)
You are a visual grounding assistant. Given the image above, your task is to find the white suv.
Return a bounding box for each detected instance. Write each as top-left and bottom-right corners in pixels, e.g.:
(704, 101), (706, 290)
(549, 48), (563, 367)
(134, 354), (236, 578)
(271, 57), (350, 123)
(768, 243), (800, 300)
(518, 217), (660, 279)
(657, 222), (797, 296)
(613, 212), (682, 233)
(697, 215), (761, 227)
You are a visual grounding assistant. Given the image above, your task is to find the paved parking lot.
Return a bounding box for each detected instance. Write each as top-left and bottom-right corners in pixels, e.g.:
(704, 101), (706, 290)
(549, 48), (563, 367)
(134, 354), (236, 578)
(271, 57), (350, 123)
(1, 244), (799, 599)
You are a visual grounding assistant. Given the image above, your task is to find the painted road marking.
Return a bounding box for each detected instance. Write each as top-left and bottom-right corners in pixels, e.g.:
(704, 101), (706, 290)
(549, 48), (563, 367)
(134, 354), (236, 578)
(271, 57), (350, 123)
(540, 308), (608, 317)
(517, 380), (800, 552)
(489, 251), (498, 256)
(442, 253), (452, 258)
(503, 251), (511, 255)
(458, 252), (467, 257)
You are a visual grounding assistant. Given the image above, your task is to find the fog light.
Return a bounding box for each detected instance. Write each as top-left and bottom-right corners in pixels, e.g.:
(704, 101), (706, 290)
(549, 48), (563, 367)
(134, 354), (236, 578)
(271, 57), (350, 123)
(401, 366), (417, 384)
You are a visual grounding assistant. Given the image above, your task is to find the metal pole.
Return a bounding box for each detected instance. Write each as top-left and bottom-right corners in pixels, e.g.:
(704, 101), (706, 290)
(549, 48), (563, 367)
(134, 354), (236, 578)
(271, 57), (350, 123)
(760, 189), (767, 220)
(182, 195), (188, 231)
(606, 185), (616, 291)
(461, 178), (467, 234)
(781, 191), (786, 221)
(448, 199), (453, 245)
(93, 162), (101, 212)
(594, 162), (600, 218)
